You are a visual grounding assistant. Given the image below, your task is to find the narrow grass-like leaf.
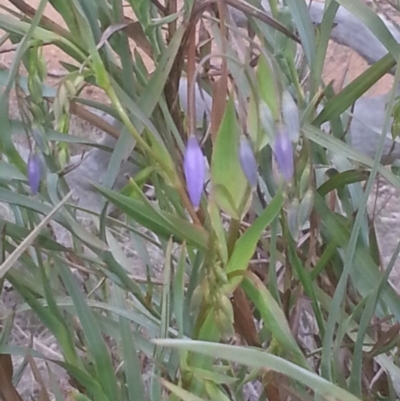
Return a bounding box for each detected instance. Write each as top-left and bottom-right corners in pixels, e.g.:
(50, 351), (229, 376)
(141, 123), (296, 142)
(224, 191), (284, 293)
(0, 0), (50, 173)
(161, 379), (205, 401)
(207, 198), (228, 264)
(7, 279), (79, 366)
(241, 272), (309, 369)
(46, 174), (108, 250)
(321, 51), (400, 380)
(285, 0), (316, 69)
(303, 123), (400, 191)
(0, 218), (67, 252)
(312, 1), (340, 86)
(314, 53), (396, 125)
(53, 361), (110, 401)
(0, 161), (26, 181)
(317, 169), (369, 196)
(48, 0), (81, 39)
(173, 242), (187, 338)
(155, 340), (363, 401)
(93, 184), (209, 250)
(0, 192), (72, 280)
(286, 234), (325, 337)
(57, 261), (119, 401)
(314, 193), (400, 322)
(349, 239), (400, 396)
(116, 287), (147, 401)
(256, 53), (280, 120)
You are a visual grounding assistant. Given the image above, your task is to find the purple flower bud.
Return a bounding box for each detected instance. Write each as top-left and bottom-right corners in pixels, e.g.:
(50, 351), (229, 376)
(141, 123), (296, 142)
(184, 136), (205, 210)
(238, 137), (258, 189)
(272, 127), (294, 182)
(27, 153), (42, 194)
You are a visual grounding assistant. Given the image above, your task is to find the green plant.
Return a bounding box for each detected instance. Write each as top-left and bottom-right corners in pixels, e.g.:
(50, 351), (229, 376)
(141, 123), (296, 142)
(0, 0), (400, 400)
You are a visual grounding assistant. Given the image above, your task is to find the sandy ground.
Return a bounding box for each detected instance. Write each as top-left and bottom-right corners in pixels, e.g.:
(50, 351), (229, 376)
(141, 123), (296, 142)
(0, 0), (399, 399)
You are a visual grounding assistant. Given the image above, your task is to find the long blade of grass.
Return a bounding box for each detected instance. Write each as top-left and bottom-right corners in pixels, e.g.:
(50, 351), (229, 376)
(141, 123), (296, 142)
(0, 191), (73, 280)
(57, 261), (119, 401)
(320, 50), (400, 380)
(349, 238), (400, 395)
(116, 286), (147, 401)
(313, 53), (396, 125)
(285, 0), (316, 69)
(155, 339), (362, 401)
(241, 272), (309, 369)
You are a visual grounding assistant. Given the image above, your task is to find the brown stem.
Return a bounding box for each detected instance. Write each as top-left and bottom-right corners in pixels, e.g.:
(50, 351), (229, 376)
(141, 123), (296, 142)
(6, 0), (72, 39)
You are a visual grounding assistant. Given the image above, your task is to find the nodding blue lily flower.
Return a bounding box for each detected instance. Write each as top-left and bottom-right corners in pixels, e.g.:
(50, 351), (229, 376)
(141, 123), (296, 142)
(238, 136), (258, 189)
(27, 153), (42, 195)
(273, 127), (294, 182)
(183, 136), (205, 210)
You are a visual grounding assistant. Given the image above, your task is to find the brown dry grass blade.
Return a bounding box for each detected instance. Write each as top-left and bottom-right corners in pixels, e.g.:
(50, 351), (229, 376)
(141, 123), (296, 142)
(164, 0), (209, 140)
(198, 18), (212, 75)
(27, 352), (52, 401)
(120, 18), (154, 59)
(9, 0), (154, 59)
(6, 0), (71, 39)
(96, 19), (154, 68)
(0, 354), (24, 401)
(186, 7), (197, 137)
(210, 0), (228, 143)
(232, 287), (260, 347)
(65, 100), (120, 139)
(262, 371), (283, 401)
(368, 323), (400, 358)
(210, 69), (228, 143)
(167, 0), (177, 40)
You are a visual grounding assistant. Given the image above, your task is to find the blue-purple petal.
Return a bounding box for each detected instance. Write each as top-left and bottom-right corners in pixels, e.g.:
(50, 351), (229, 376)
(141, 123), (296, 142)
(184, 136), (205, 210)
(239, 137), (258, 189)
(273, 128), (294, 182)
(27, 153), (42, 194)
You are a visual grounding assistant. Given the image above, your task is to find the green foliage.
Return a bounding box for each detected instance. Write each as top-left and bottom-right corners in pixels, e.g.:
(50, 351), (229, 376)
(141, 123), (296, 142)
(0, 0), (400, 400)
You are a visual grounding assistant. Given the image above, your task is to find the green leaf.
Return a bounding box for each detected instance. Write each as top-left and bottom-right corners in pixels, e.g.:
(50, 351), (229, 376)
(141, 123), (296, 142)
(207, 198), (228, 265)
(54, 361), (110, 401)
(211, 97), (251, 219)
(285, 0), (316, 69)
(161, 379), (206, 401)
(173, 243), (187, 338)
(0, 192), (72, 280)
(224, 191), (284, 293)
(256, 54), (280, 120)
(0, 161), (26, 181)
(241, 272), (310, 369)
(303, 122), (400, 190)
(116, 287), (147, 401)
(57, 261), (119, 401)
(313, 53), (396, 125)
(155, 340), (363, 401)
(93, 184), (209, 250)
(0, 218), (67, 252)
(317, 169), (369, 196)
(314, 193), (400, 322)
